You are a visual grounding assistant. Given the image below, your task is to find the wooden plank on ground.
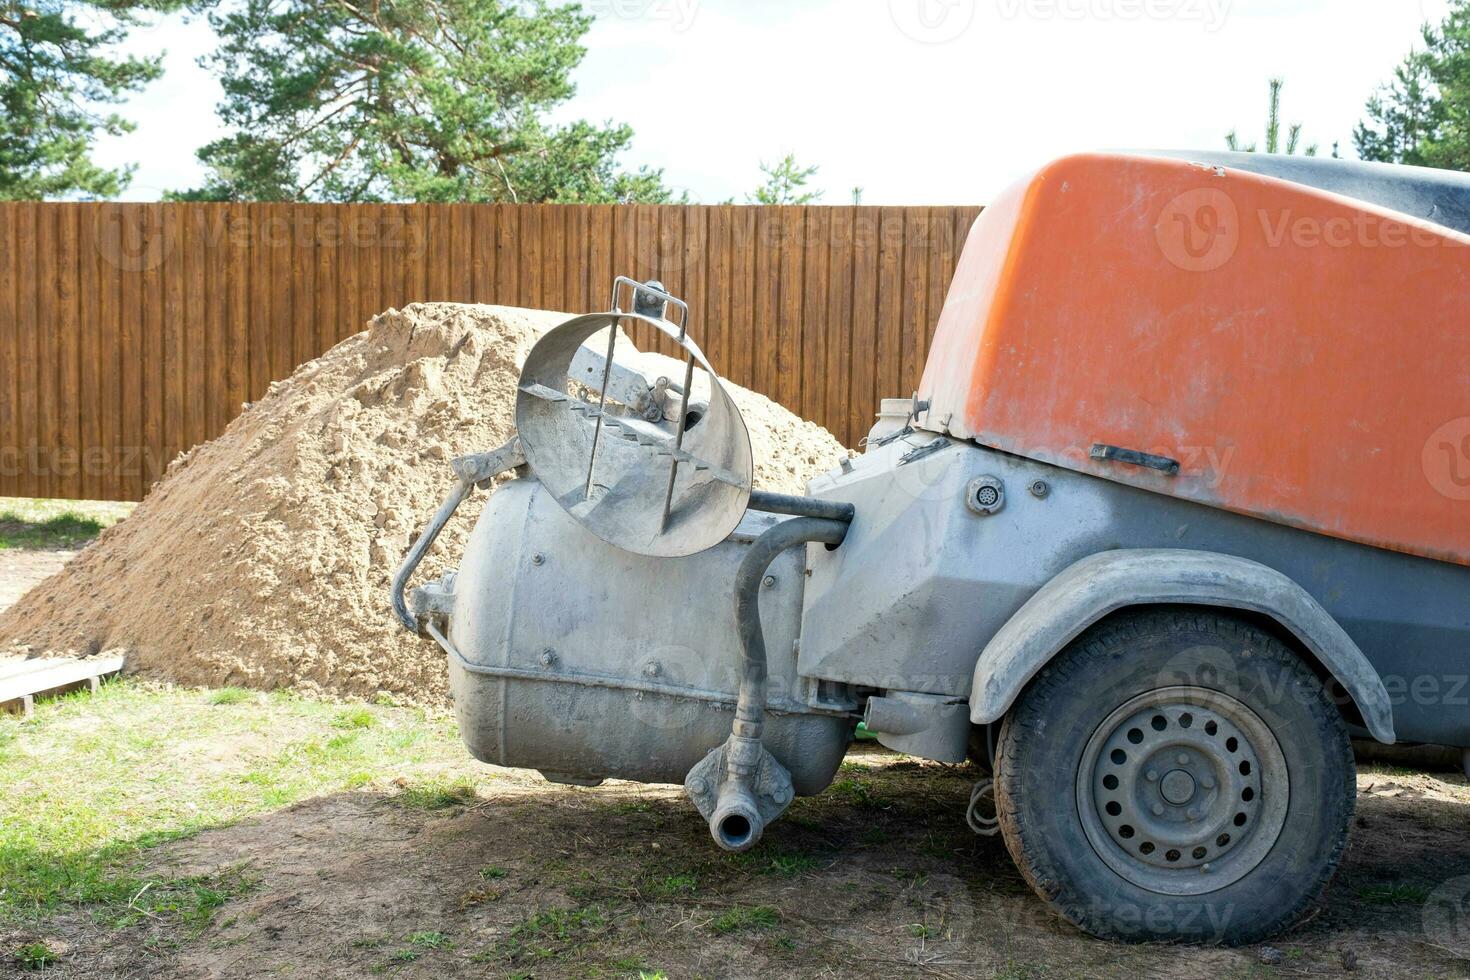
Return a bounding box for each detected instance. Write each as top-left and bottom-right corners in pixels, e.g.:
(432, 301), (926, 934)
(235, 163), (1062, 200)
(0, 655), (126, 718)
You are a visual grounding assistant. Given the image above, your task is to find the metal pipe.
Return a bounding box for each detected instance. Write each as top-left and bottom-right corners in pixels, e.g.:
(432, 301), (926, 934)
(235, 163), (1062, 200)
(747, 490), (856, 524)
(391, 478), (473, 632)
(705, 515), (850, 852)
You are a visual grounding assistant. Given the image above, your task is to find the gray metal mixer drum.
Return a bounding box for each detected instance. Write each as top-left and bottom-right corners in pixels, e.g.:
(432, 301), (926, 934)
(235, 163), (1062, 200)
(513, 307), (753, 558)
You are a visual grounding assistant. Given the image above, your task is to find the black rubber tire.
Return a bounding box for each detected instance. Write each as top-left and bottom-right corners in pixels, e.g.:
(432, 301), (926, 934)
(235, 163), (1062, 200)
(994, 607), (1355, 945)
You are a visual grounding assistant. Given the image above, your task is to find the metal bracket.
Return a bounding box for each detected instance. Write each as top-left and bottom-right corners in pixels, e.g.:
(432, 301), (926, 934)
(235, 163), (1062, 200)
(1090, 443), (1180, 476)
(684, 738), (795, 832)
(899, 438), (949, 466)
(390, 437), (526, 634)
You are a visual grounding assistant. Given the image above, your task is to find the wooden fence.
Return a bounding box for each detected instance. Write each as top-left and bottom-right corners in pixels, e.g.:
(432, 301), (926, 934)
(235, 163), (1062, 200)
(0, 202), (981, 501)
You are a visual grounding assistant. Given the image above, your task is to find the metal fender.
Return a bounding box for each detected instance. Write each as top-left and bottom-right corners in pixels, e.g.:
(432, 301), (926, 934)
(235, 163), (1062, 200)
(968, 549), (1396, 744)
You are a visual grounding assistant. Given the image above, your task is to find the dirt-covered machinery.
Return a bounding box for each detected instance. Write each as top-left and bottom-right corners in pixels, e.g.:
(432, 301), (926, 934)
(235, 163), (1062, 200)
(393, 152), (1470, 945)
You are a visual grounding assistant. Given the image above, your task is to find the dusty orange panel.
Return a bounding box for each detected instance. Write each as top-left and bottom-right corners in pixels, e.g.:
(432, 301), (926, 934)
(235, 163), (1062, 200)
(919, 153), (1470, 566)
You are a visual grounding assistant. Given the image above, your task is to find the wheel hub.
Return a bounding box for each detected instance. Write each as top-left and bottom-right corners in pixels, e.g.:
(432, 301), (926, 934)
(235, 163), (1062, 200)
(1159, 769), (1196, 805)
(1076, 686), (1290, 896)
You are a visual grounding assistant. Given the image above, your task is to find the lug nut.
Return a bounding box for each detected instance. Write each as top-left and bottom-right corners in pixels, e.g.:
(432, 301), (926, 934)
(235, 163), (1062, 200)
(1177, 753), (1189, 765)
(1151, 803), (1164, 816)
(1146, 769), (1159, 782)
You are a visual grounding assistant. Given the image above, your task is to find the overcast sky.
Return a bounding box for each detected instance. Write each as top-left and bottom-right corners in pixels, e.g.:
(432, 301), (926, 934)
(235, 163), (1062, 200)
(93, 0), (1455, 205)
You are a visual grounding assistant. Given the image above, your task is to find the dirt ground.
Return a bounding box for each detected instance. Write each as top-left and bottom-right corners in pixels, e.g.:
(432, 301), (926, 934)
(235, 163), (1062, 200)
(0, 551), (74, 615)
(6, 750), (1470, 979)
(4, 551), (1470, 979)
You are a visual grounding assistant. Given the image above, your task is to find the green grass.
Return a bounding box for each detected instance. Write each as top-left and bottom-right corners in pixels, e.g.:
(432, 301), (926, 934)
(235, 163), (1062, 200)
(0, 497), (134, 550)
(394, 778), (478, 810)
(647, 872), (697, 897)
(489, 906), (609, 963)
(13, 941), (58, 970)
(205, 687), (255, 706)
(0, 680), (488, 929)
(710, 904), (779, 934)
(1355, 882), (1431, 906)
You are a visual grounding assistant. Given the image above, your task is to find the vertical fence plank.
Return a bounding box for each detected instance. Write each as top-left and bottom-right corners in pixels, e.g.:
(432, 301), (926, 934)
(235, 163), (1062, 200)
(76, 206), (100, 500)
(32, 204), (57, 498)
(801, 206), (830, 427)
(703, 204), (731, 376)
(825, 207), (855, 446)
(80, 203), (106, 495)
(901, 208), (930, 395)
(587, 206), (612, 312)
(449, 204), (474, 303)
(290, 204), (315, 374)
(517, 203), (541, 310)
(54, 206), (81, 500)
(0, 204), (16, 493)
(776, 207), (806, 415)
(495, 205), (519, 306)
(314, 205), (337, 360)
(728, 207), (757, 392)
(876, 207), (907, 410)
(680, 205), (706, 360)
(221, 206), (245, 419)
(185, 206), (208, 459)
(561, 206), (584, 314)
(848, 206), (880, 448)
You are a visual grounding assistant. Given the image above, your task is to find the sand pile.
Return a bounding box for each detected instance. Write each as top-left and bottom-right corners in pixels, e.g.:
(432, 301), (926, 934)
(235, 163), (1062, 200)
(0, 304), (850, 704)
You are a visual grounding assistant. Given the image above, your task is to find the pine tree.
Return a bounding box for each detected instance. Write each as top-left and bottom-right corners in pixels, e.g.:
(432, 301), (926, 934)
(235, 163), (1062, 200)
(0, 0), (185, 199)
(1225, 78), (1318, 156)
(748, 153), (822, 205)
(1355, 4), (1470, 171)
(178, 0), (678, 203)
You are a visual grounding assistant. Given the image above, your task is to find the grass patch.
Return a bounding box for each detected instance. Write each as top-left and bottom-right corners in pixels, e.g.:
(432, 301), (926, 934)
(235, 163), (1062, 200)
(394, 778), (478, 810)
(765, 852), (821, 877)
(13, 941), (58, 970)
(1356, 882), (1431, 906)
(0, 680), (481, 926)
(647, 872), (698, 897)
(828, 777), (891, 810)
(491, 906), (608, 963)
(332, 706), (376, 730)
(0, 497), (133, 550)
(205, 687), (255, 706)
(710, 904), (779, 934)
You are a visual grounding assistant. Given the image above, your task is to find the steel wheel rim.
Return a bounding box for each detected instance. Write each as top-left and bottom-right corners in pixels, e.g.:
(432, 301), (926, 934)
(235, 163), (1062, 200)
(1075, 686), (1290, 896)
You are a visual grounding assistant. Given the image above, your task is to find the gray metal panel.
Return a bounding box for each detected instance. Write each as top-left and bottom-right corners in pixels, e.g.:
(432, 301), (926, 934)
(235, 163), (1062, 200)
(1140, 150), (1470, 235)
(802, 439), (1470, 747)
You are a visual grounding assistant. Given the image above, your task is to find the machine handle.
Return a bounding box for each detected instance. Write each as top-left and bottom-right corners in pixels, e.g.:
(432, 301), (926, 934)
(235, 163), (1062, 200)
(390, 437), (526, 634)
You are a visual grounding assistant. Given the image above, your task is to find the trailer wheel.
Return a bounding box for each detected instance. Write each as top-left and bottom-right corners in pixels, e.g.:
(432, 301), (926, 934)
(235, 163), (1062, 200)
(994, 608), (1354, 945)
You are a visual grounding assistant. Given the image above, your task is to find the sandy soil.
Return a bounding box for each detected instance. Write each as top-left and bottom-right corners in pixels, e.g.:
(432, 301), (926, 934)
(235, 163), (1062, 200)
(5, 746), (1468, 979)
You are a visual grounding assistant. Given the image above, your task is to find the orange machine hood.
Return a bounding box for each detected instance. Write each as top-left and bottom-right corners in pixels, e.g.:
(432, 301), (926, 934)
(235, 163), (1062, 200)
(918, 152), (1470, 566)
